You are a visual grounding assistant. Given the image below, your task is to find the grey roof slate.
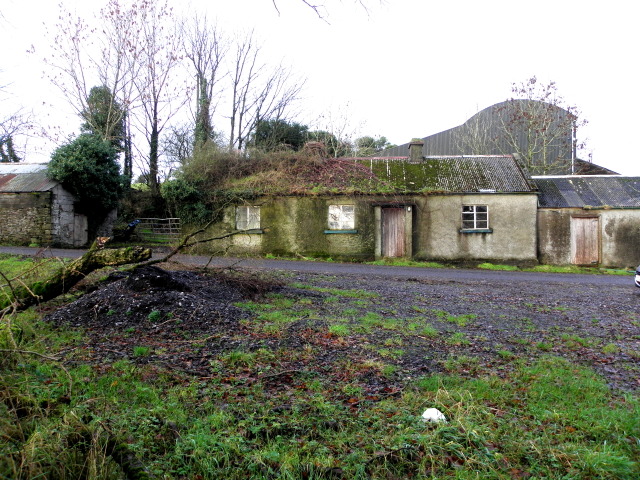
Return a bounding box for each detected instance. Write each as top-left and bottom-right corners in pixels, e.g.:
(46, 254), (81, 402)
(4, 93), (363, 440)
(534, 176), (640, 208)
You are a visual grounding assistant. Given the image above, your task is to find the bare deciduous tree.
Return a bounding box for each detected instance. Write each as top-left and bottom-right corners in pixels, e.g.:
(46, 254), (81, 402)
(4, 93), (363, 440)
(499, 77), (587, 174)
(454, 77), (587, 175)
(183, 15), (228, 149)
(131, 0), (186, 196)
(228, 31), (305, 151)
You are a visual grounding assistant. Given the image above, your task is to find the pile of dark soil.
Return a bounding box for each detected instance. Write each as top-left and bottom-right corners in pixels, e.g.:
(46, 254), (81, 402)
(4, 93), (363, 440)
(45, 265), (281, 375)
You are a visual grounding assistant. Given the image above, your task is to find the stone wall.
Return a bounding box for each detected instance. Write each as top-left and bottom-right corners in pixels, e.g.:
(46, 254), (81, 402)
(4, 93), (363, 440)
(0, 192), (53, 245)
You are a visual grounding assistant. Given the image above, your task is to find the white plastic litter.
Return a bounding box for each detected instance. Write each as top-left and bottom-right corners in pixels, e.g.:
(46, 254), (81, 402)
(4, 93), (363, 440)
(421, 408), (447, 423)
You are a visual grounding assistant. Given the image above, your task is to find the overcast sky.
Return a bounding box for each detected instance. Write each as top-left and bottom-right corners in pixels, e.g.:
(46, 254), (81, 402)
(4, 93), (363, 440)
(2, 0), (639, 175)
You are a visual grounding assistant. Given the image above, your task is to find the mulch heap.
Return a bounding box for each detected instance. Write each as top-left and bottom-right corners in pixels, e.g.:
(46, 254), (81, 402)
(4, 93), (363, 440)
(44, 265), (277, 376)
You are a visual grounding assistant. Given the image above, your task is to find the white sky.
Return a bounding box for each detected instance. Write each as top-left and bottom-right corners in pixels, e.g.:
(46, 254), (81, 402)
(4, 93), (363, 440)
(2, 0), (639, 175)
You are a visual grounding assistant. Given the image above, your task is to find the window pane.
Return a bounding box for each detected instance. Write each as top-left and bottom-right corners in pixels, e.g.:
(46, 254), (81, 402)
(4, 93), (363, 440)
(247, 206), (260, 229)
(461, 205), (489, 230)
(236, 206), (248, 230)
(328, 205), (355, 230)
(237, 206), (260, 230)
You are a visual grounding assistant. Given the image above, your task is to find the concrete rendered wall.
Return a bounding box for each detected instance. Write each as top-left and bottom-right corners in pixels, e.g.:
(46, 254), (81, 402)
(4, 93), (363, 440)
(538, 208), (640, 268)
(222, 196), (377, 261)
(415, 194), (539, 263)
(0, 192), (52, 245)
(209, 194), (539, 264)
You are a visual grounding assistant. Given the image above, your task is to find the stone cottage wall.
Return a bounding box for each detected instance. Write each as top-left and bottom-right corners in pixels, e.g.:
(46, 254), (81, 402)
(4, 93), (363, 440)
(0, 192), (53, 245)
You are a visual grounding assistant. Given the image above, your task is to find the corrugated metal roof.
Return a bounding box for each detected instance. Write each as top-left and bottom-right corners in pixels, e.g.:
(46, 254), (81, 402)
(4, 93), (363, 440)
(0, 163), (58, 192)
(534, 176), (640, 207)
(357, 155), (536, 193)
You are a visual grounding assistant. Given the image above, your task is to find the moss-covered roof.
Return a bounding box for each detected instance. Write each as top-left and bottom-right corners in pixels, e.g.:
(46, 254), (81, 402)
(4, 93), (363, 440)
(358, 155), (536, 193)
(223, 154), (536, 195)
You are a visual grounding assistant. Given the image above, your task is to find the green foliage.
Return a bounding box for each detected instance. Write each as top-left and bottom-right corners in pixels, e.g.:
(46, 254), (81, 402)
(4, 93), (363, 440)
(48, 134), (124, 215)
(354, 135), (393, 156)
(0, 135), (21, 162)
(251, 119), (309, 151)
(306, 129), (352, 157)
(161, 176), (213, 224)
(80, 85), (126, 150)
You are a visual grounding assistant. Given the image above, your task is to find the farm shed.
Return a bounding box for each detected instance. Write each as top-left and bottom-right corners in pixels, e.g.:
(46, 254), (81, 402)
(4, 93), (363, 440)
(207, 148), (539, 264)
(535, 175), (640, 268)
(377, 100), (616, 176)
(0, 163), (88, 247)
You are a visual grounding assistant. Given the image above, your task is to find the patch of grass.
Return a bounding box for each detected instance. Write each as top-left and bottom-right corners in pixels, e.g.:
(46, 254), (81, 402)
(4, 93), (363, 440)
(602, 343), (620, 354)
(328, 324), (350, 337)
(477, 262), (519, 271)
(443, 354), (481, 373)
(446, 332), (470, 346)
(220, 350), (258, 368)
(290, 283), (379, 299)
(497, 349), (515, 359)
(560, 333), (596, 349)
(536, 341), (554, 351)
(366, 259), (446, 268)
(133, 345), (151, 356)
(438, 310), (477, 326)
(420, 324), (439, 337)
(147, 310), (162, 322)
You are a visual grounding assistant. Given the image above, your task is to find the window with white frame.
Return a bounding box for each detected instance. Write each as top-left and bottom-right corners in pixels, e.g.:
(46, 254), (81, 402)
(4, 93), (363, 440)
(236, 206), (261, 230)
(462, 205), (489, 230)
(328, 205), (355, 230)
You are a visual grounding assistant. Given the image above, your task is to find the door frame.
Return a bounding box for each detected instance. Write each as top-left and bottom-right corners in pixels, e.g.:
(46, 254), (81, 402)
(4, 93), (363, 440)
(374, 204), (413, 259)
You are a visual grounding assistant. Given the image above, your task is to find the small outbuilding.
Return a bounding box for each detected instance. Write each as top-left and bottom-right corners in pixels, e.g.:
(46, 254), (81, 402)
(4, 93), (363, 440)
(535, 175), (640, 268)
(0, 163), (89, 247)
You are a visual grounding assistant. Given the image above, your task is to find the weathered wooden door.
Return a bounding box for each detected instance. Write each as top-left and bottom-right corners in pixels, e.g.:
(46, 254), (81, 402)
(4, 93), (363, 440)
(382, 208), (405, 257)
(571, 216), (599, 265)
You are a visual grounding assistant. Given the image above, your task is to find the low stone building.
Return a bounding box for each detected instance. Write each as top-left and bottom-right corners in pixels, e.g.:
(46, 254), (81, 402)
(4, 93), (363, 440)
(535, 175), (640, 268)
(0, 163), (88, 247)
(208, 144), (540, 264)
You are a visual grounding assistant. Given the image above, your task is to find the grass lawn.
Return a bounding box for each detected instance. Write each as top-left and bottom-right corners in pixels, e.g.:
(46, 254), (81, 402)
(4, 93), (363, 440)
(1, 255), (638, 479)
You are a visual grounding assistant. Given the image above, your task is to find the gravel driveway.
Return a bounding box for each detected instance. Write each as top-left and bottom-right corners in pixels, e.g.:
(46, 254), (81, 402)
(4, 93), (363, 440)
(33, 247), (639, 393)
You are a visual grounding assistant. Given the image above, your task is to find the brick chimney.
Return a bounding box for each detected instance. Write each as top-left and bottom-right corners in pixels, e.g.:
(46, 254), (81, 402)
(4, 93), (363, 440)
(408, 139), (424, 162)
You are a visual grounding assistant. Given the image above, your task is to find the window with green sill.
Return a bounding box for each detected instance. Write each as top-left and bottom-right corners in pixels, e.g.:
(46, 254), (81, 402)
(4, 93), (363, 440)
(462, 205), (489, 230)
(328, 204), (355, 230)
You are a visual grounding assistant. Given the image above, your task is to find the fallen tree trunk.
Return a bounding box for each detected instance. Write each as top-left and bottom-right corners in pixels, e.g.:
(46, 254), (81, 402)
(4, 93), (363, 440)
(1, 240), (152, 310)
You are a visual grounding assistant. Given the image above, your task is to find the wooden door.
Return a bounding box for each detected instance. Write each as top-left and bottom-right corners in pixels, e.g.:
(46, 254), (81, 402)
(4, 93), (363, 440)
(382, 208), (405, 257)
(571, 216), (599, 265)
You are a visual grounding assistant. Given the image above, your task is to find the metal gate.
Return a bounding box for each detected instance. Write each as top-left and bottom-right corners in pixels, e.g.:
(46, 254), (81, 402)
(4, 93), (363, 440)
(136, 218), (181, 244)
